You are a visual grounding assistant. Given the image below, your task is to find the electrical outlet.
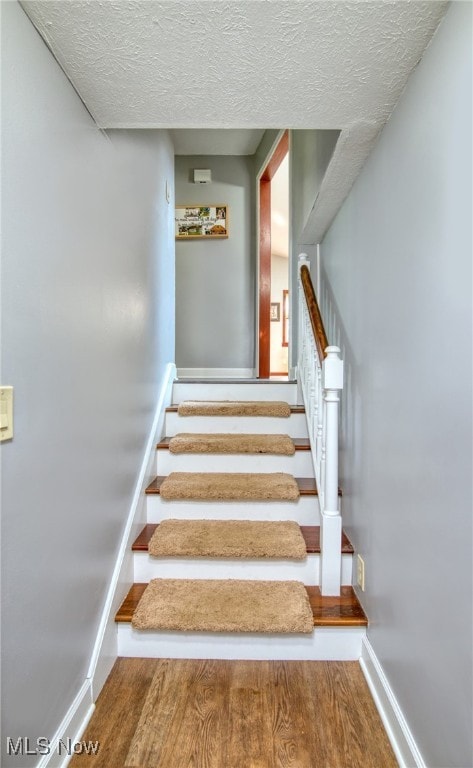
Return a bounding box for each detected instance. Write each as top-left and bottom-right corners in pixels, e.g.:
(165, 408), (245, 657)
(357, 554), (365, 591)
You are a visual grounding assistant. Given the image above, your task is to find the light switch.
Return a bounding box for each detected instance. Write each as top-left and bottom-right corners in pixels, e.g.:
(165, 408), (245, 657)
(0, 386), (13, 441)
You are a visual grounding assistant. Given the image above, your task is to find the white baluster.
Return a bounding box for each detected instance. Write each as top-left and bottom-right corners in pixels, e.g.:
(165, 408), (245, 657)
(311, 346), (318, 447)
(309, 340), (317, 429)
(316, 365), (324, 480)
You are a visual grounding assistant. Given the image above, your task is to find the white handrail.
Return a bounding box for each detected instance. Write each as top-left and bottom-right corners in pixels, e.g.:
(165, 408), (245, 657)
(297, 254), (343, 595)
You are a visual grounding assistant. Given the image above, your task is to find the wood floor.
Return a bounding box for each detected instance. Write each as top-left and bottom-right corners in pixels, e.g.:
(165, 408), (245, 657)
(70, 658), (397, 768)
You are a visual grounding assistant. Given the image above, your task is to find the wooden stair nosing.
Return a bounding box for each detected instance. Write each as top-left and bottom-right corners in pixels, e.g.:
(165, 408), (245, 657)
(165, 405), (306, 414)
(145, 476), (341, 497)
(132, 524), (354, 555)
(173, 378), (297, 384)
(157, 436), (311, 451)
(115, 583), (368, 627)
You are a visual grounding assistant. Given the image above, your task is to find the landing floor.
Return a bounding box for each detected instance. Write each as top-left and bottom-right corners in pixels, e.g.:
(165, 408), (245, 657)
(70, 658), (397, 767)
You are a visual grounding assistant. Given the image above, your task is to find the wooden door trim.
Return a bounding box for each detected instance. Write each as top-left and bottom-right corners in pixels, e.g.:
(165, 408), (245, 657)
(258, 130), (289, 379)
(261, 130), (289, 183)
(259, 179), (271, 378)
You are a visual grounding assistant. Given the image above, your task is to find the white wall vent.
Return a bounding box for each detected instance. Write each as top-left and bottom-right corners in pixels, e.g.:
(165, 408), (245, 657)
(193, 169), (211, 184)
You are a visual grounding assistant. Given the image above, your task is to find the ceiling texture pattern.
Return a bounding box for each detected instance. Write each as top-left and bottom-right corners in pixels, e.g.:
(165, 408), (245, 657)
(21, 1), (447, 240)
(22, 1), (447, 130)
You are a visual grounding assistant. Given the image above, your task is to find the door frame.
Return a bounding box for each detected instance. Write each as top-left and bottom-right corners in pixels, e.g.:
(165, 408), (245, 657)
(257, 130), (289, 378)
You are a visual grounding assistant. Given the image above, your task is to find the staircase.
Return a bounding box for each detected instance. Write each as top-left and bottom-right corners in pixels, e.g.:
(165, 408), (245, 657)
(115, 378), (367, 660)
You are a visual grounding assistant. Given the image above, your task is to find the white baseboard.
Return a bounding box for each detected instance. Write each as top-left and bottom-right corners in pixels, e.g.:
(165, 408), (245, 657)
(36, 680), (94, 768)
(34, 364), (176, 768)
(86, 362), (177, 700)
(177, 367), (255, 379)
(360, 637), (426, 768)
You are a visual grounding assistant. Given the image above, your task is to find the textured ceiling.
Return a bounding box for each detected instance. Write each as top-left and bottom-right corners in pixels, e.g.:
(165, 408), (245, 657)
(21, 1), (447, 130)
(20, 0), (447, 242)
(171, 129), (265, 156)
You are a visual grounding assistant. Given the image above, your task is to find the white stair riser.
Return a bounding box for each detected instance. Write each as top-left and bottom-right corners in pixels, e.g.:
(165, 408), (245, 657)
(146, 495), (321, 525)
(165, 413), (309, 438)
(156, 450), (314, 476)
(133, 552), (353, 585)
(117, 625), (366, 661)
(173, 382), (299, 404)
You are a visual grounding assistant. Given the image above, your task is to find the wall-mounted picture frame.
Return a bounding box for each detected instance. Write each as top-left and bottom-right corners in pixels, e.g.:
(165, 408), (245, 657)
(175, 205), (228, 239)
(270, 302), (280, 322)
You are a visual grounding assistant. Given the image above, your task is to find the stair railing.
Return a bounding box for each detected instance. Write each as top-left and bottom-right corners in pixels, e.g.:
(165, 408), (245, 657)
(297, 254), (343, 595)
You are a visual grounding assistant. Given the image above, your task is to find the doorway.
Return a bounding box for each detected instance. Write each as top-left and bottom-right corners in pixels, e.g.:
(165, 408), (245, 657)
(269, 155), (289, 376)
(258, 130), (289, 378)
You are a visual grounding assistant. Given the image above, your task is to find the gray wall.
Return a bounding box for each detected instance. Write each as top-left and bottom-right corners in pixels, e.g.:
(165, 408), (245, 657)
(319, 4), (472, 766)
(291, 130), (340, 240)
(175, 156), (255, 371)
(1, 3), (175, 763)
(289, 130), (339, 370)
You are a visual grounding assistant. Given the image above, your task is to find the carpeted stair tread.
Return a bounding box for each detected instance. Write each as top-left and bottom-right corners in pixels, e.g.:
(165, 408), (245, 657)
(157, 437), (311, 451)
(133, 524), (355, 554)
(177, 400), (291, 417)
(131, 578), (314, 633)
(169, 433), (295, 455)
(146, 476), (321, 496)
(117, 584), (368, 627)
(148, 519), (307, 559)
(159, 472), (300, 501)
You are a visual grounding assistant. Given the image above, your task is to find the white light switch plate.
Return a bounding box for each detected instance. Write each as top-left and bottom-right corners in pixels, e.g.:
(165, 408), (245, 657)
(0, 386), (14, 441)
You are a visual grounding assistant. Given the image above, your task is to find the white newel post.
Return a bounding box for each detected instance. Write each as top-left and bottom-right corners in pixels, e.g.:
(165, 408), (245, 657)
(321, 347), (344, 595)
(323, 348), (343, 514)
(297, 253), (344, 596)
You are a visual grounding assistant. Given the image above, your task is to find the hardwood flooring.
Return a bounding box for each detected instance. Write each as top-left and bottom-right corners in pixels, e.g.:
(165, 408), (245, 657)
(70, 659), (397, 768)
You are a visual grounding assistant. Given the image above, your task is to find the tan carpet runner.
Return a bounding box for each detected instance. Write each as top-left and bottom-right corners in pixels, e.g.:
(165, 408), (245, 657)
(159, 472), (300, 501)
(132, 578), (314, 633)
(169, 432), (295, 455)
(177, 400), (291, 417)
(148, 519), (306, 559)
